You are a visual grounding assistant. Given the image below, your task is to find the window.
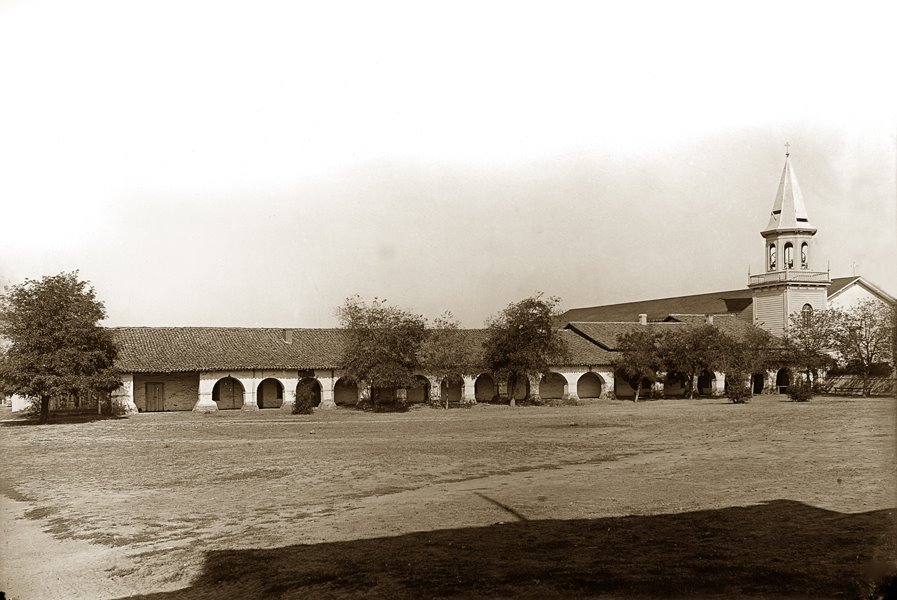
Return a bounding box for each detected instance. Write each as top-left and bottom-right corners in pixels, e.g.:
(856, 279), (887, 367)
(800, 243), (808, 269)
(768, 244), (776, 271)
(801, 303), (813, 326)
(784, 243), (794, 269)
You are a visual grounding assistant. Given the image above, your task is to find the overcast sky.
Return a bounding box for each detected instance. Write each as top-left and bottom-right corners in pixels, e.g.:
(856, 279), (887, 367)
(2, 1), (895, 328)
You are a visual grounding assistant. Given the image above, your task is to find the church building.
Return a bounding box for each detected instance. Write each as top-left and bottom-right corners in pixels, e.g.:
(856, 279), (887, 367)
(8, 152), (895, 414)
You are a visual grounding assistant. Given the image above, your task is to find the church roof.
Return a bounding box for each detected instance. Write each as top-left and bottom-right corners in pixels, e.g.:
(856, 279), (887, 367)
(763, 153), (815, 235)
(557, 276), (862, 325)
(564, 315), (763, 350)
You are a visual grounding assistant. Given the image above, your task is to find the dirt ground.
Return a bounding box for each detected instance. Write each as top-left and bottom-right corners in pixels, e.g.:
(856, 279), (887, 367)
(1, 395), (895, 599)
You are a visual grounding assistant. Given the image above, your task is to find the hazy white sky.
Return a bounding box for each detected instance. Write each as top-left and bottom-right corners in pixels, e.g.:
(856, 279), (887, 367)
(2, 1), (895, 327)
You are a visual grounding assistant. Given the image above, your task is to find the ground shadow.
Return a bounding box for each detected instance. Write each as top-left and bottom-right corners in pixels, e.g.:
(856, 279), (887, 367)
(124, 500), (896, 599)
(0, 413), (127, 426)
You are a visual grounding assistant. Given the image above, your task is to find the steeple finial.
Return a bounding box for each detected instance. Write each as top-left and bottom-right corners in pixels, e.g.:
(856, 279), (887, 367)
(785, 142), (791, 157)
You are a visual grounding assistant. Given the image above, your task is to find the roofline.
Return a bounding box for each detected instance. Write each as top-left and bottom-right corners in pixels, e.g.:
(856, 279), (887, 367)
(828, 276), (897, 305)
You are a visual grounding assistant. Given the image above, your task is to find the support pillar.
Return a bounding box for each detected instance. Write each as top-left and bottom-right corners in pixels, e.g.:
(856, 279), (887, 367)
(427, 376), (443, 407)
(497, 380), (509, 404)
(712, 371), (726, 396)
(462, 375), (477, 405)
(194, 373), (219, 413)
(318, 373), (337, 409)
(359, 382), (371, 408)
(528, 374), (541, 404)
(597, 370), (615, 400)
(112, 374), (139, 415)
(280, 375), (299, 413)
(562, 372), (581, 403)
(238, 375), (259, 411)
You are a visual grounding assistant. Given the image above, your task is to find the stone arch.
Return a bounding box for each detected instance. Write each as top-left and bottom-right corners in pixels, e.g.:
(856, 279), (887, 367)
(776, 368), (791, 393)
(509, 375), (529, 401)
(697, 371), (716, 396)
(440, 376), (463, 405)
(474, 373), (495, 402)
(256, 377), (284, 409)
(296, 377), (322, 408)
(577, 372), (603, 399)
(407, 375), (430, 404)
(663, 372), (688, 398)
(334, 377), (359, 406)
(212, 376), (244, 410)
(752, 373), (765, 394)
(540, 372), (567, 400)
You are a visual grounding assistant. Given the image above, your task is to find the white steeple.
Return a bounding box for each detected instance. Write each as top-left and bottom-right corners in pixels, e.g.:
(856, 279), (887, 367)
(762, 149), (816, 236)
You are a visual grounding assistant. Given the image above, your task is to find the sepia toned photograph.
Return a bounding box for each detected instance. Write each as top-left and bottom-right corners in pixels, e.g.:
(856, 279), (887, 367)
(1, 1), (895, 598)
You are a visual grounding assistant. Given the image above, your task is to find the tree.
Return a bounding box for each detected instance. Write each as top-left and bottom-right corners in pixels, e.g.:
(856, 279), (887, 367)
(831, 299), (894, 397)
(659, 324), (727, 398)
(0, 272), (121, 424)
(613, 328), (663, 402)
(783, 307), (839, 388)
(482, 294), (567, 407)
(337, 296), (427, 410)
(420, 312), (474, 409)
(718, 327), (774, 402)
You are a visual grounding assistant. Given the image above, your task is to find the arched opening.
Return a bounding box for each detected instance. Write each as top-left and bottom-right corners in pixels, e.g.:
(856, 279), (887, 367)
(334, 377), (359, 407)
(474, 373), (495, 402)
(256, 378), (284, 409)
(614, 369), (651, 399)
(577, 372), (603, 399)
(440, 376), (463, 405)
(776, 368), (791, 393)
(768, 243), (777, 271)
(407, 375), (430, 404)
(752, 373), (765, 394)
(663, 372), (688, 398)
(296, 377), (322, 409)
(800, 242), (808, 269)
(508, 375), (529, 402)
(697, 371), (716, 396)
(539, 372), (567, 400)
(784, 242), (794, 269)
(212, 377), (244, 410)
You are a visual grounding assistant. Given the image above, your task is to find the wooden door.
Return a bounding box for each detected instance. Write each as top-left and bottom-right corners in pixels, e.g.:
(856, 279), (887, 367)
(146, 383), (164, 412)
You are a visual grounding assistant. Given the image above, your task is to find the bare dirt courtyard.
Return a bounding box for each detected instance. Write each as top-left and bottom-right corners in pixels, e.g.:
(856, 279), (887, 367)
(1, 395), (895, 599)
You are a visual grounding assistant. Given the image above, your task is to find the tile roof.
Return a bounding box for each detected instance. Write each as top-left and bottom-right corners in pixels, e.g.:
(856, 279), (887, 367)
(111, 326), (619, 374)
(111, 327), (348, 373)
(557, 276), (863, 325)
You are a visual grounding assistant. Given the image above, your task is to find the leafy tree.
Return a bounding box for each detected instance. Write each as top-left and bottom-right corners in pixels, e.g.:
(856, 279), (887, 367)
(0, 272), (121, 424)
(831, 299), (894, 397)
(482, 293), (567, 407)
(718, 327), (774, 402)
(420, 312), (474, 409)
(337, 296), (427, 410)
(659, 324), (726, 398)
(613, 328), (663, 402)
(783, 307), (839, 388)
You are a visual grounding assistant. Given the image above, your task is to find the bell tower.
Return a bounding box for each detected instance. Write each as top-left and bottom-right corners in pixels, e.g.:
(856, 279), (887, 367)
(748, 147), (830, 336)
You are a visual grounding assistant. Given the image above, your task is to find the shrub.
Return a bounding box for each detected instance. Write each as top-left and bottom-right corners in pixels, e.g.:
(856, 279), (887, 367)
(788, 382), (813, 402)
(292, 388), (316, 415)
(727, 386), (752, 404)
